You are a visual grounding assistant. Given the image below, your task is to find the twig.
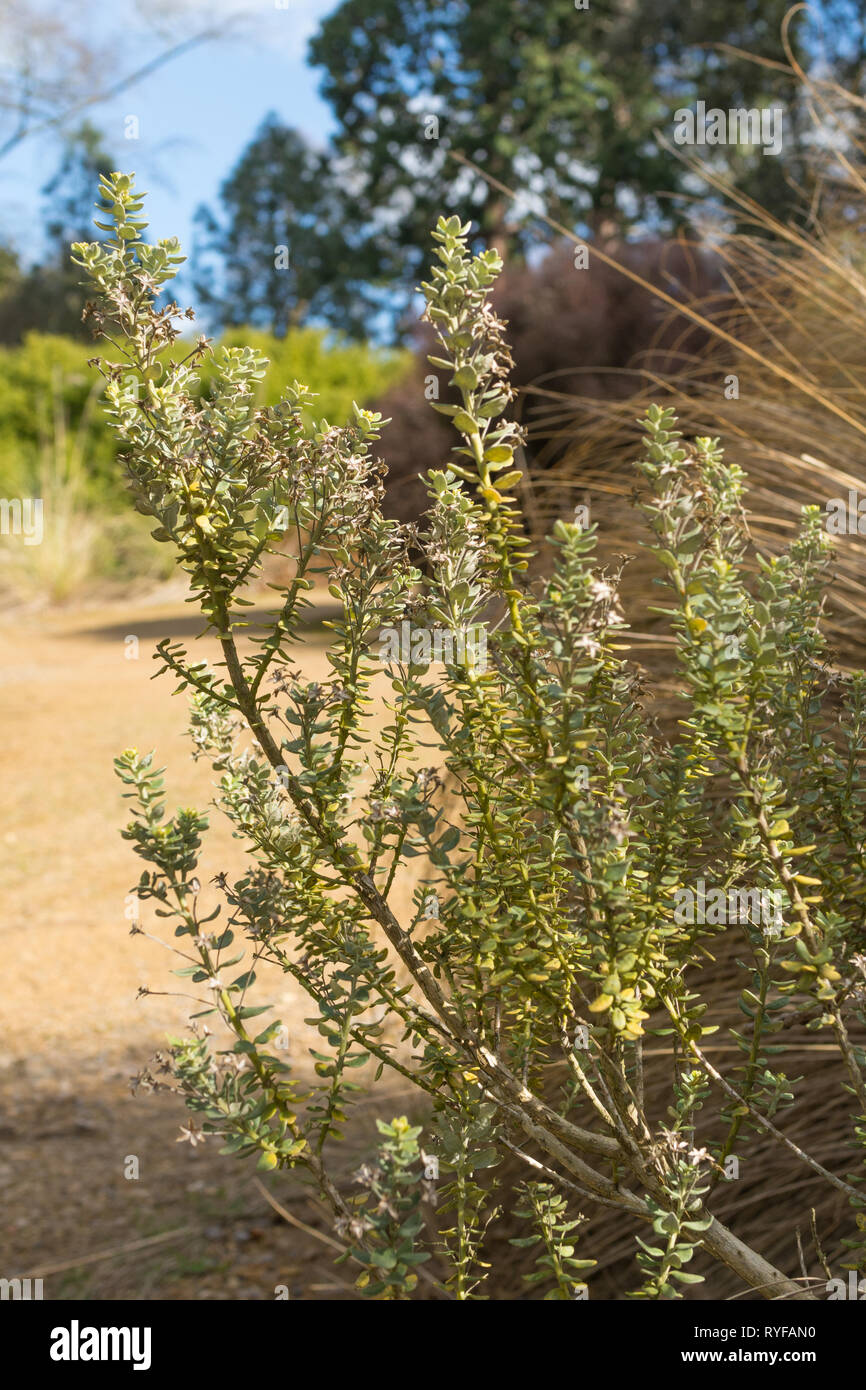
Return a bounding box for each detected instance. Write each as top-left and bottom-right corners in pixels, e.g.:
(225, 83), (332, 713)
(725, 1275), (827, 1301)
(0, 22), (236, 162)
(252, 1178), (450, 1299)
(253, 1178), (345, 1255)
(21, 1226), (195, 1279)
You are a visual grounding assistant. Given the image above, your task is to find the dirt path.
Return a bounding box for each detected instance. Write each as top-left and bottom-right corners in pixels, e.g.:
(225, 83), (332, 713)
(0, 593), (412, 1300)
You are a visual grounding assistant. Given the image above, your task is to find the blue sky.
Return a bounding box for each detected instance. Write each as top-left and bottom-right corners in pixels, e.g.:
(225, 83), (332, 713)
(0, 0), (340, 261)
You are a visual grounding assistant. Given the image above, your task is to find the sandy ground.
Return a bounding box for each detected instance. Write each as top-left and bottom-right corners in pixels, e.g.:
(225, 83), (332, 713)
(0, 590), (415, 1300)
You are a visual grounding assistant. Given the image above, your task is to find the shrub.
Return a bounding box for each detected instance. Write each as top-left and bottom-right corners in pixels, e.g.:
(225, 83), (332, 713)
(76, 173), (866, 1301)
(201, 325), (408, 431)
(0, 336), (172, 602)
(0, 334), (118, 504)
(374, 238), (727, 525)
(0, 330), (405, 508)
(0, 324), (406, 601)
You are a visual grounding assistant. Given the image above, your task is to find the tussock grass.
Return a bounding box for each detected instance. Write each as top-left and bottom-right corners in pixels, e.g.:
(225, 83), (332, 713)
(521, 70), (866, 665)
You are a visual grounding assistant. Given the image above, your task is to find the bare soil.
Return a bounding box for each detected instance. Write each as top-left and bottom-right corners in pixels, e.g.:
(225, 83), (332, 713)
(0, 591), (412, 1301)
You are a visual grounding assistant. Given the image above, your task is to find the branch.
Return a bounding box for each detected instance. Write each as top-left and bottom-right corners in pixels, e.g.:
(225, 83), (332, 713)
(0, 19), (238, 162)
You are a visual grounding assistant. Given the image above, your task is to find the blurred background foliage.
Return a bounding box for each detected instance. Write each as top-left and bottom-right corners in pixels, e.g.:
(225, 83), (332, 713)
(0, 323), (406, 602)
(4, 0), (866, 602)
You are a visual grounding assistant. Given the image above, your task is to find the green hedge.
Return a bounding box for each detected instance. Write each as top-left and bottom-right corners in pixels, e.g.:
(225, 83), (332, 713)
(0, 327), (409, 504)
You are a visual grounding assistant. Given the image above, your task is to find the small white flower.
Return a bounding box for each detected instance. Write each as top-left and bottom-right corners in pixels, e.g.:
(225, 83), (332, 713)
(589, 580), (614, 603)
(177, 1120), (206, 1147)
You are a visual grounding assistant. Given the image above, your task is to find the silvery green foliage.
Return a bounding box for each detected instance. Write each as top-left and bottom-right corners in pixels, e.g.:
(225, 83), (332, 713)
(77, 176), (866, 1300)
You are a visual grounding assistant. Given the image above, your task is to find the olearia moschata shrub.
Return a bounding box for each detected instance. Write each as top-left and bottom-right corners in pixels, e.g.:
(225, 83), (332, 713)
(74, 173), (866, 1301)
